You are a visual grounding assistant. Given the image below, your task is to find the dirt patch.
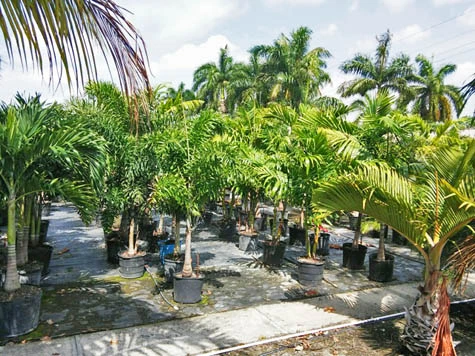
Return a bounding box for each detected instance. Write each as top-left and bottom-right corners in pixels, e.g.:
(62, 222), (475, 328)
(223, 301), (475, 355)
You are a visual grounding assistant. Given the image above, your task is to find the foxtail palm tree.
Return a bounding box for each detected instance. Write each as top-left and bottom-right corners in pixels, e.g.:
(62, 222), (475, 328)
(314, 141), (475, 355)
(411, 55), (462, 122)
(0, 95), (107, 292)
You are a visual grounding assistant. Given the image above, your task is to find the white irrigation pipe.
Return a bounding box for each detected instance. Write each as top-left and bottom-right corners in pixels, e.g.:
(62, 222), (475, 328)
(199, 298), (475, 356)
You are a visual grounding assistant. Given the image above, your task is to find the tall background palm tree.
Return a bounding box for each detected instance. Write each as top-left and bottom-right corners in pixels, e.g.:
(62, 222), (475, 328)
(251, 26), (331, 109)
(410, 55), (462, 122)
(338, 30), (413, 108)
(192, 45), (246, 113)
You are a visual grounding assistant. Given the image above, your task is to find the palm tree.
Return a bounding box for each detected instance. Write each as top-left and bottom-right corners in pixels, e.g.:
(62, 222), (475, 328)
(192, 45), (246, 113)
(313, 141), (475, 355)
(338, 30), (413, 106)
(410, 55), (462, 122)
(251, 27), (331, 109)
(461, 74), (475, 117)
(0, 0), (149, 96)
(0, 94), (107, 292)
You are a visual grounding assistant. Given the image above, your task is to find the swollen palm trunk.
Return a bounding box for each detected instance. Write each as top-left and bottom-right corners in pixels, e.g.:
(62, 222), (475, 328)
(15, 228), (27, 266)
(4, 244), (20, 292)
(401, 272), (456, 356)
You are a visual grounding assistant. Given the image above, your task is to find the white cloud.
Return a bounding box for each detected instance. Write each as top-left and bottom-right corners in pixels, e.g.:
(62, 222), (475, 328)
(349, 0), (359, 11)
(118, 0), (246, 52)
(457, 5), (475, 27)
(433, 0), (468, 6)
(394, 24), (431, 44)
(348, 37), (375, 55)
(151, 35), (248, 87)
(263, 0), (326, 6)
(318, 24), (338, 36)
(380, 0), (414, 13)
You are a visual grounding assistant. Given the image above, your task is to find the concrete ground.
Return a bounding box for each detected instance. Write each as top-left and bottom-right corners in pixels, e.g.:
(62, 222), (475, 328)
(1, 203), (474, 355)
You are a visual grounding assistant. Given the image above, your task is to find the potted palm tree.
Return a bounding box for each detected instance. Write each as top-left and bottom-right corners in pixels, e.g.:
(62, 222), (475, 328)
(0, 95), (106, 338)
(151, 110), (224, 303)
(314, 139), (475, 355)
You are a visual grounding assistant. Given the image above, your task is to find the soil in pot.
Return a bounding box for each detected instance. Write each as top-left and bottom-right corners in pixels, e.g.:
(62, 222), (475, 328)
(238, 232), (258, 252)
(173, 273), (204, 304)
(288, 226), (306, 245)
(342, 242), (367, 270)
(28, 243), (53, 276)
(118, 251), (146, 279)
(262, 241), (286, 267)
(368, 253), (395, 282)
(297, 257), (325, 287)
(0, 285), (42, 338)
(163, 254), (184, 283)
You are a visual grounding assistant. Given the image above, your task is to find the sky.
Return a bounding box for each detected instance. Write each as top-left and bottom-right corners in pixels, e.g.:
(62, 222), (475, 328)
(0, 0), (474, 114)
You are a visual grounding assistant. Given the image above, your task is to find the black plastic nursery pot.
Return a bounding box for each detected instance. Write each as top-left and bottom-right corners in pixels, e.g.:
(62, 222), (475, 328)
(163, 256), (184, 283)
(173, 274), (204, 304)
(316, 232), (330, 256)
(118, 252), (145, 279)
(0, 285), (42, 338)
(218, 219), (237, 239)
(262, 241), (286, 267)
(105, 235), (121, 264)
(18, 262), (42, 286)
(288, 226), (306, 245)
(298, 258), (325, 287)
(392, 230), (407, 245)
(28, 243), (53, 276)
(38, 219), (50, 244)
(342, 242), (367, 270)
(368, 253), (395, 282)
(238, 233), (258, 252)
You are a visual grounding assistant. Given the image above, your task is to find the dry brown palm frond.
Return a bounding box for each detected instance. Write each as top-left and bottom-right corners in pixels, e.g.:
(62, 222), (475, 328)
(447, 234), (475, 293)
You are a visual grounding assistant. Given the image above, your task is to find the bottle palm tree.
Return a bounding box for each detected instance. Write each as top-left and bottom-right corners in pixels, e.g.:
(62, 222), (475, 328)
(192, 45), (247, 114)
(338, 30), (413, 107)
(410, 55), (463, 122)
(0, 0), (149, 96)
(251, 26), (331, 109)
(313, 140), (475, 355)
(0, 94), (107, 292)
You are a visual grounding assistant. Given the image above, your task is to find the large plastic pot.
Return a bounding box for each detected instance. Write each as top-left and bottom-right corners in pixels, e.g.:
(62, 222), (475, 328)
(173, 274), (204, 304)
(0, 285), (42, 338)
(369, 253), (394, 282)
(298, 258), (324, 287)
(342, 242), (367, 270)
(118, 252), (145, 278)
(262, 241), (286, 267)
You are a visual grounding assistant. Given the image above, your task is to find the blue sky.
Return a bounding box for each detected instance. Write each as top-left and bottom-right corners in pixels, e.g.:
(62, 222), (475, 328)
(0, 0), (474, 114)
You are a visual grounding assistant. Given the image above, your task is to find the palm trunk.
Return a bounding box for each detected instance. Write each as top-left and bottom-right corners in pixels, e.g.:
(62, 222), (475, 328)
(249, 194), (257, 233)
(174, 212), (181, 255)
(377, 225), (386, 261)
(128, 217), (135, 255)
(352, 212), (362, 249)
(401, 269), (456, 355)
(4, 192), (21, 292)
(182, 215), (193, 277)
(157, 213), (164, 235)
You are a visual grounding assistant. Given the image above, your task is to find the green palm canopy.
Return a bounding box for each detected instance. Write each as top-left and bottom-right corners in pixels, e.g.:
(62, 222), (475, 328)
(314, 140), (475, 354)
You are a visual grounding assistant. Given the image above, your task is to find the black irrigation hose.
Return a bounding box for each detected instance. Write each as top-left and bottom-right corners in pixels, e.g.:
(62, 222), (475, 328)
(144, 264), (179, 311)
